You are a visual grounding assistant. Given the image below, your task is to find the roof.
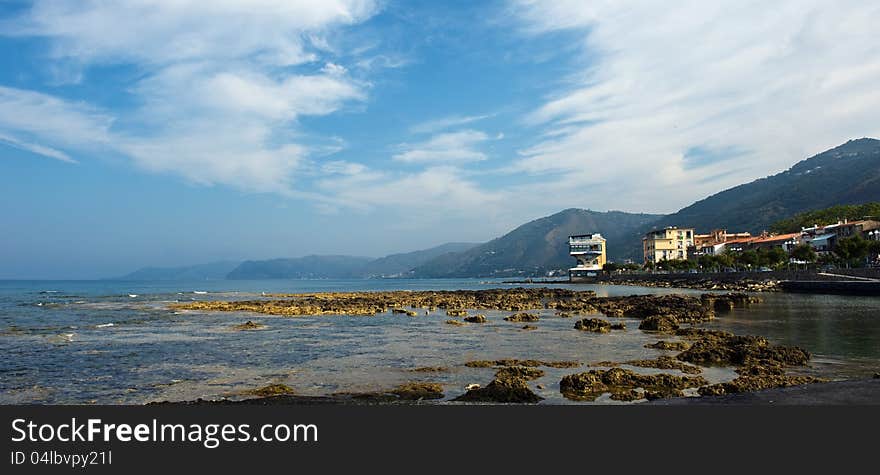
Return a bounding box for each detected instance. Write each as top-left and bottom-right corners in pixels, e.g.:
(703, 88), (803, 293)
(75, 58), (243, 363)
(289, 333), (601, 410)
(807, 233), (836, 242)
(748, 232), (801, 244)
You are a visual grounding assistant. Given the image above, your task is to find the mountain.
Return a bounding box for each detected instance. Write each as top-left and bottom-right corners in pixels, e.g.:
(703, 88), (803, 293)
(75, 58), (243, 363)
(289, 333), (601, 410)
(357, 242), (478, 277)
(412, 209), (663, 278)
(226, 255), (374, 279)
(114, 261), (241, 281)
(224, 242), (479, 279)
(651, 138), (880, 234)
(771, 202), (880, 233)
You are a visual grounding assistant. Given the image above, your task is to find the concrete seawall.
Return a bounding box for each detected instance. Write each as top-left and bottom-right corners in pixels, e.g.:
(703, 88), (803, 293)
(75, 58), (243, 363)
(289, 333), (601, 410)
(779, 280), (880, 295)
(576, 268), (880, 285)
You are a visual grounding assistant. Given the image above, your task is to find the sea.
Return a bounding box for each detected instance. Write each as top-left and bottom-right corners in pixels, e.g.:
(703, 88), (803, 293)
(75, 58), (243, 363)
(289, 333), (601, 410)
(1, 278), (878, 404)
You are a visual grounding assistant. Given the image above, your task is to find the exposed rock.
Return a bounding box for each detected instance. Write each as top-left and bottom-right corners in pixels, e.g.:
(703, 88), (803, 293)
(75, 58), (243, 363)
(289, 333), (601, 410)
(638, 315), (679, 332)
(521, 324), (538, 330)
(504, 312), (540, 322)
(610, 323), (626, 330)
(453, 376), (543, 403)
(645, 340), (690, 351)
(391, 382), (444, 400)
(174, 288), (600, 317)
(231, 321), (265, 331)
(494, 366), (545, 381)
(409, 366), (448, 373)
(699, 374), (825, 396)
(574, 318), (611, 333)
(560, 368), (707, 402)
(463, 314), (487, 323)
(464, 359), (580, 369)
(445, 319), (466, 326)
(600, 278), (779, 292)
(676, 331), (810, 367)
(246, 384), (295, 397)
(624, 356), (702, 374)
(555, 311), (573, 318)
(446, 309), (468, 317)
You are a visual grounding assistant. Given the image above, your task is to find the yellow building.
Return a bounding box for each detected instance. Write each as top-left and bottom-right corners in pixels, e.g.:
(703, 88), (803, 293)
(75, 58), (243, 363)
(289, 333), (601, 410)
(569, 234), (606, 279)
(643, 227), (694, 264)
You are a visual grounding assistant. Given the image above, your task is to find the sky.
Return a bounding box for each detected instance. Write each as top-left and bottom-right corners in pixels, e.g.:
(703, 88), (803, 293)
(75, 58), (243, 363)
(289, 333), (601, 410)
(1, 0), (879, 279)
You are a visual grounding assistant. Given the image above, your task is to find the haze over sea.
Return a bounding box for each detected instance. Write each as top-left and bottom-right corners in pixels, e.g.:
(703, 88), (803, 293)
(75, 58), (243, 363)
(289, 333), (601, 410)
(2, 279), (878, 404)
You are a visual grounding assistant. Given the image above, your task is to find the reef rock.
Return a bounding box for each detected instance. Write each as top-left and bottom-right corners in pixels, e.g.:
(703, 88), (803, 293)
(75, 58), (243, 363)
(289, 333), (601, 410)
(453, 376), (543, 403)
(504, 312), (540, 322)
(574, 318), (612, 333)
(463, 314), (487, 323)
(232, 321), (265, 331)
(644, 340), (690, 351)
(638, 315), (680, 332)
(559, 367), (707, 402)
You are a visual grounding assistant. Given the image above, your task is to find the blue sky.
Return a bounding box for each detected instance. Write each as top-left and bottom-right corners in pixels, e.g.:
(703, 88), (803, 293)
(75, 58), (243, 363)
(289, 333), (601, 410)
(1, 0), (879, 279)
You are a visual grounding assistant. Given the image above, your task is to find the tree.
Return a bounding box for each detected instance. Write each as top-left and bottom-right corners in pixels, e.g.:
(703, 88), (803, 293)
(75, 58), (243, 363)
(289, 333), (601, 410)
(835, 235), (870, 268)
(698, 254), (718, 272)
(771, 202), (880, 234)
(757, 247), (788, 268)
(790, 244), (817, 268)
(868, 240), (880, 266)
(603, 262), (620, 272)
(736, 250), (759, 270)
(715, 252), (734, 271)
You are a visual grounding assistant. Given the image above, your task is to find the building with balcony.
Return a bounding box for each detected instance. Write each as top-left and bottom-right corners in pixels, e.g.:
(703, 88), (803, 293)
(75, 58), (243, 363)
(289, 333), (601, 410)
(569, 234), (606, 280)
(643, 227), (694, 264)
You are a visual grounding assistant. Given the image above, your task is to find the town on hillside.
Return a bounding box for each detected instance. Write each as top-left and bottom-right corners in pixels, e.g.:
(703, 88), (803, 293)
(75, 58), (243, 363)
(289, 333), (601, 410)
(569, 218), (880, 280)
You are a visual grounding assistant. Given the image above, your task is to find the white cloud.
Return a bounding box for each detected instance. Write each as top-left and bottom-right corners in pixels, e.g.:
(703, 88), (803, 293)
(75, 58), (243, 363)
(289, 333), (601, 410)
(315, 164), (507, 220)
(0, 85), (113, 162)
(393, 130), (491, 164)
(11, 0), (377, 66)
(0, 133), (76, 163)
(409, 114), (492, 134)
(509, 0), (880, 212)
(1, 0), (378, 193)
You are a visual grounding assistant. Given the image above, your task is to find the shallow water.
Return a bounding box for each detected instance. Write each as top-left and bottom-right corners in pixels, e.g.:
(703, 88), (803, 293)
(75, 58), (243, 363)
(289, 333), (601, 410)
(1, 279), (878, 404)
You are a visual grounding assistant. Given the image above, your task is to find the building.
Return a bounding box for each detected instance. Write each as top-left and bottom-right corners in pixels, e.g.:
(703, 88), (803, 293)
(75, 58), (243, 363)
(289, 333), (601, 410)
(800, 219), (880, 254)
(569, 234), (607, 280)
(643, 227), (694, 264)
(693, 229), (752, 248)
(689, 229), (752, 258)
(747, 232), (803, 251)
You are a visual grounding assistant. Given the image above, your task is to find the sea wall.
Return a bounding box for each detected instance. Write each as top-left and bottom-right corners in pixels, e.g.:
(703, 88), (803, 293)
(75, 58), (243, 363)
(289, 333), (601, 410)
(573, 268), (880, 284)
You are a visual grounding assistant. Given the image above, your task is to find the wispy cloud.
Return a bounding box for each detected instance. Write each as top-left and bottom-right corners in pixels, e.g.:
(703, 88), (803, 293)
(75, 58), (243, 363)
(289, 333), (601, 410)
(393, 129), (491, 164)
(509, 0), (880, 212)
(0, 133), (76, 163)
(0, 85), (113, 162)
(1, 0), (379, 193)
(409, 114), (492, 135)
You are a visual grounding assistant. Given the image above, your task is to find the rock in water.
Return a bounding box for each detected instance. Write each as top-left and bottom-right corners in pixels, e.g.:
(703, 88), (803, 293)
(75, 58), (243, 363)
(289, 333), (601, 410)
(638, 315), (679, 332)
(464, 314), (487, 323)
(504, 312), (540, 322)
(453, 376), (543, 403)
(574, 318), (612, 333)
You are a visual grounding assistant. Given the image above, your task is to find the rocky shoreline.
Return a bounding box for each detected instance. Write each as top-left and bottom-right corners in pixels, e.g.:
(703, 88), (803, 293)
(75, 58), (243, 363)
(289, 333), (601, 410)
(598, 278), (780, 292)
(164, 288), (832, 405)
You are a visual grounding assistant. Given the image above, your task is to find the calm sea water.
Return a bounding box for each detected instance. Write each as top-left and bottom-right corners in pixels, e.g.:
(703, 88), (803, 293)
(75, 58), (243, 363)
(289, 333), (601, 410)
(1, 279), (878, 404)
